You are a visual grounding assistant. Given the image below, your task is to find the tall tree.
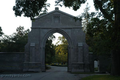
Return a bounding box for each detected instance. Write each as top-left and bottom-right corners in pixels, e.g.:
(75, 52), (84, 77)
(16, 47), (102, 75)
(83, 0), (120, 75)
(81, 3), (90, 32)
(93, 0), (120, 75)
(45, 35), (55, 64)
(85, 12), (112, 55)
(13, 0), (49, 19)
(111, 0), (120, 75)
(55, 36), (68, 64)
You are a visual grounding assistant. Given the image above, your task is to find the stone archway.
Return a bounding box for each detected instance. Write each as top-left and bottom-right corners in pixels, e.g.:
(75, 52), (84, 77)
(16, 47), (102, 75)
(24, 7), (90, 72)
(41, 29), (72, 72)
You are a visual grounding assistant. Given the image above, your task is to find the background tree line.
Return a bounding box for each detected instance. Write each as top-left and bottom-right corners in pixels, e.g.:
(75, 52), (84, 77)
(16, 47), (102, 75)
(0, 26), (29, 52)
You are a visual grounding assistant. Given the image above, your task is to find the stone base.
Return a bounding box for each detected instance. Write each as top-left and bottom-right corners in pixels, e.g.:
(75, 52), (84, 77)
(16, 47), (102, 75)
(84, 63), (90, 72)
(23, 62), (41, 72)
(71, 62), (90, 72)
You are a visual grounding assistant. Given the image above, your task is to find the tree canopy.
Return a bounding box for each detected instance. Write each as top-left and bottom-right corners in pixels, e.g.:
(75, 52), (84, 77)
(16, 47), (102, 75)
(81, 0), (120, 75)
(55, 36), (68, 64)
(13, 0), (49, 19)
(45, 35), (55, 64)
(0, 27), (3, 37)
(13, 0), (86, 19)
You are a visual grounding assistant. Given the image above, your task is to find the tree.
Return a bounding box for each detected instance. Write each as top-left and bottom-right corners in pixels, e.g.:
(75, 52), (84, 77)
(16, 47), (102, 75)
(55, 36), (68, 64)
(59, 0), (120, 75)
(83, 0), (120, 75)
(13, 0), (49, 19)
(81, 3), (90, 32)
(55, 0), (86, 11)
(45, 35), (55, 64)
(85, 13), (113, 56)
(13, 0), (85, 19)
(0, 26), (29, 52)
(0, 27), (3, 50)
(55, 44), (68, 64)
(92, 0), (120, 75)
(0, 26), (3, 37)
(111, 0), (120, 75)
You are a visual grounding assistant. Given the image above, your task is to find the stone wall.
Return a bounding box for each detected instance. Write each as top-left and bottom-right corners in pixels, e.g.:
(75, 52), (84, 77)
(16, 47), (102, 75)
(0, 52), (111, 73)
(0, 52), (24, 72)
(89, 52), (111, 73)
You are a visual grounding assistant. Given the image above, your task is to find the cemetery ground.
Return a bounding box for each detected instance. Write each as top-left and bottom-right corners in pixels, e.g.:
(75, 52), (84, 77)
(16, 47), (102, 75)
(0, 66), (119, 80)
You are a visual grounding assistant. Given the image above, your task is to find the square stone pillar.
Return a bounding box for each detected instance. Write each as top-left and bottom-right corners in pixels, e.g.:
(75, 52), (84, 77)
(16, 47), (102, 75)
(23, 62), (41, 71)
(78, 43), (84, 62)
(23, 43), (41, 72)
(30, 43), (35, 62)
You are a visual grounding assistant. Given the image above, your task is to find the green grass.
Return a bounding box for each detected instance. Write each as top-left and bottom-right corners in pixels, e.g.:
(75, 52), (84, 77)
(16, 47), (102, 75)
(81, 75), (120, 80)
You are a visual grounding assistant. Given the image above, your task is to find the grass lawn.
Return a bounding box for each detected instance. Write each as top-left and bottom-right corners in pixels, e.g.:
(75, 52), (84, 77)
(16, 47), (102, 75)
(81, 75), (120, 80)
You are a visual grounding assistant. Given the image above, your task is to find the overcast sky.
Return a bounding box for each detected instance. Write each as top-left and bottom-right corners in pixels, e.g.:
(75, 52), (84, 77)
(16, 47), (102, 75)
(0, 0), (95, 44)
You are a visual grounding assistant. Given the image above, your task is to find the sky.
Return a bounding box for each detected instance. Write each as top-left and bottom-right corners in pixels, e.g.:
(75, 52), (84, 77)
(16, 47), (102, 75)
(0, 0), (96, 44)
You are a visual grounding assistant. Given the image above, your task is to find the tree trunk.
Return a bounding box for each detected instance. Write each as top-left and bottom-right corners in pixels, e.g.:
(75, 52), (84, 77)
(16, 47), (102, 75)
(111, 50), (120, 75)
(111, 0), (120, 75)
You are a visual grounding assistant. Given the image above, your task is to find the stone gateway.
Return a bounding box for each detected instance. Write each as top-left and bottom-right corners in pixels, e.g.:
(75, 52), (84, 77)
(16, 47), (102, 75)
(24, 7), (90, 72)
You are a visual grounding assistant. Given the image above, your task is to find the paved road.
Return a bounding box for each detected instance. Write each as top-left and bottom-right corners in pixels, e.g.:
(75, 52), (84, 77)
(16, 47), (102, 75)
(0, 66), (94, 80)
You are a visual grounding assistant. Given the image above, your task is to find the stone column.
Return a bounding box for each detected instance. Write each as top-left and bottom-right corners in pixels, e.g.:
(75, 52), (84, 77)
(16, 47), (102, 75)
(30, 43), (35, 62)
(41, 47), (45, 72)
(78, 43), (83, 62)
(68, 46), (73, 72)
(24, 43), (41, 72)
(71, 43), (84, 72)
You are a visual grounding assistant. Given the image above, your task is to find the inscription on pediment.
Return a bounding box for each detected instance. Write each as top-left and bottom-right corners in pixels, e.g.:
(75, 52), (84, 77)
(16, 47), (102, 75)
(53, 14), (60, 23)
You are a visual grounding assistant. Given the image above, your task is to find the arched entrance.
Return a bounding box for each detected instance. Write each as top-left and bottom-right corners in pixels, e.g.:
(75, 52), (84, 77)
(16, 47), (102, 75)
(24, 7), (90, 72)
(41, 29), (72, 72)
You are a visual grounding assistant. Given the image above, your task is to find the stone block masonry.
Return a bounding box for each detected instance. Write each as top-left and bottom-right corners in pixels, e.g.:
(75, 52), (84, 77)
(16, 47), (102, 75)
(0, 52), (24, 72)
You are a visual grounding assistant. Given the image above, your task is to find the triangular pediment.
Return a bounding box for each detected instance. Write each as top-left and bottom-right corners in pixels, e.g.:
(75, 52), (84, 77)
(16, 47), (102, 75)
(36, 7), (75, 19)
(32, 7), (81, 28)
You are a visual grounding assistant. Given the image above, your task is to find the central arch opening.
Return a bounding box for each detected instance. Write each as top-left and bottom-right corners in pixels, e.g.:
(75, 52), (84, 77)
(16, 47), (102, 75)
(45, 32), (69, 72)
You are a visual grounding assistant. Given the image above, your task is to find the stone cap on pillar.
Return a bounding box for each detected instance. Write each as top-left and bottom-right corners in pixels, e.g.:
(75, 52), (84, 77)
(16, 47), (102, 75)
(55, 7), (59, 10)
